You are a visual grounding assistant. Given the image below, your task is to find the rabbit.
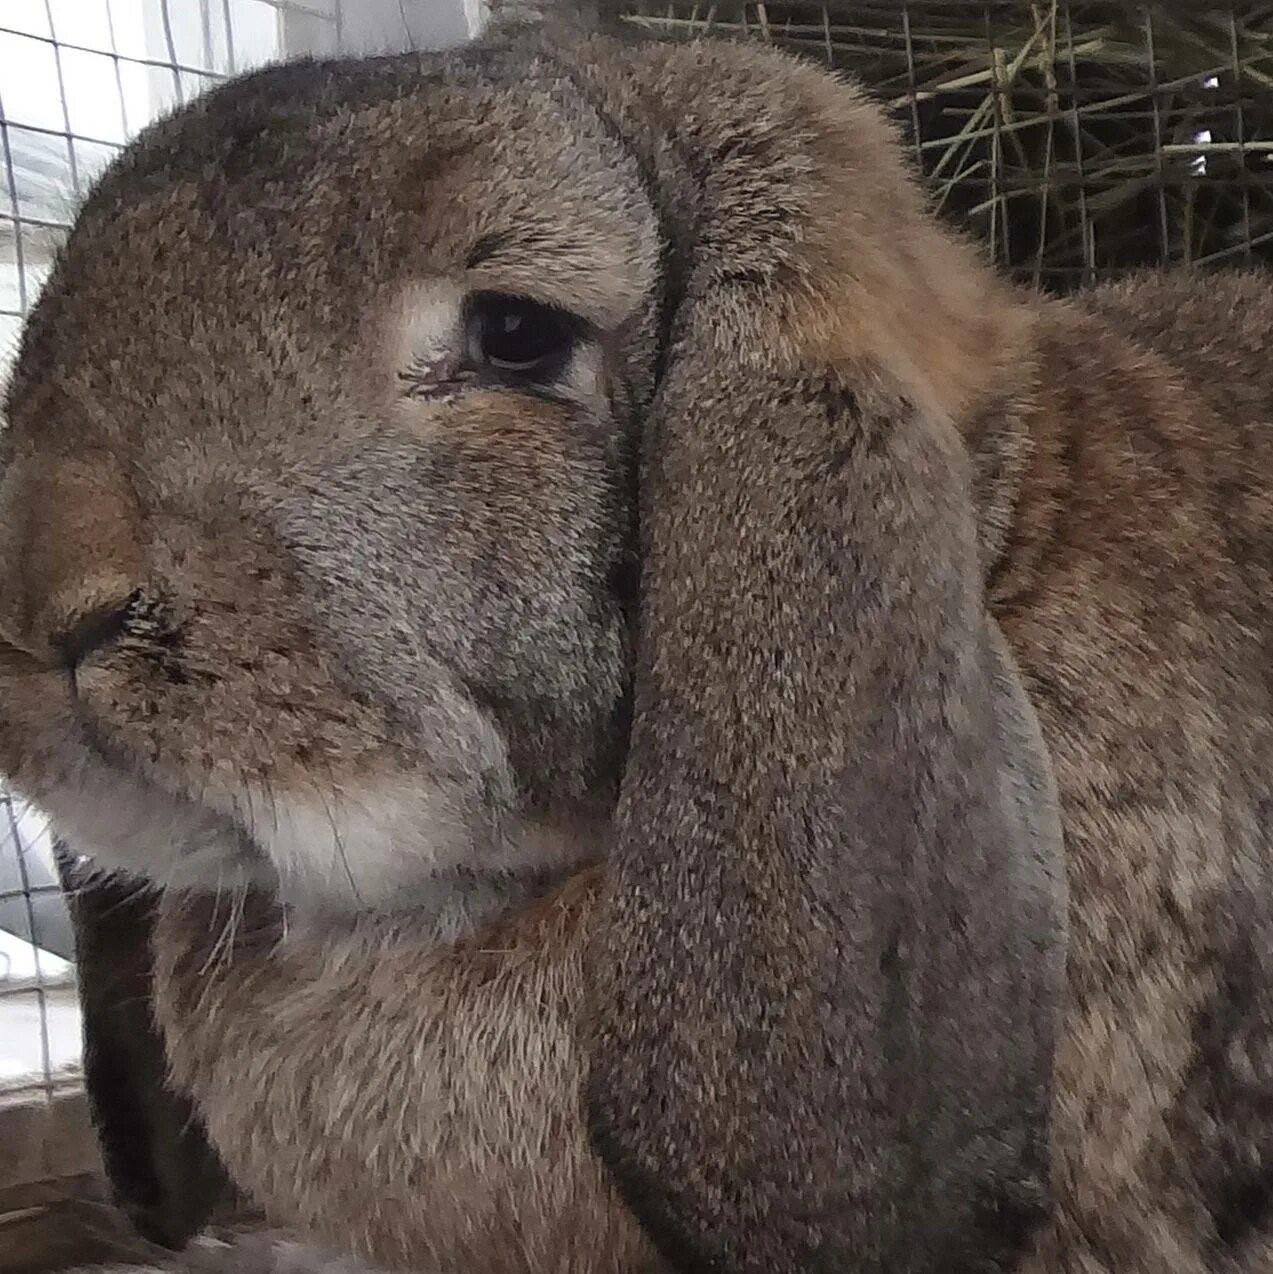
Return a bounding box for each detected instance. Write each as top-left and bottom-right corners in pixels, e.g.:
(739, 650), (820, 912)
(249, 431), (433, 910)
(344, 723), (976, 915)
(0, 17), (1271, 1274)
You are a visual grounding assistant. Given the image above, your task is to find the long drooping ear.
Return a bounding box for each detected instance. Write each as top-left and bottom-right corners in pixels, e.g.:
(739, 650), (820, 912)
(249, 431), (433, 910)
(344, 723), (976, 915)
(582, 40), (1067, 1274)
(57, 848), (234, 1248)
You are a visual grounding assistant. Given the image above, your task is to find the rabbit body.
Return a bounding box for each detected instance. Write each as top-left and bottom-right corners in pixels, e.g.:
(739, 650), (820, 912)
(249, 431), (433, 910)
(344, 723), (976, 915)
(0, 26), (1271, 1274)
(994, 273), (1273, 1274)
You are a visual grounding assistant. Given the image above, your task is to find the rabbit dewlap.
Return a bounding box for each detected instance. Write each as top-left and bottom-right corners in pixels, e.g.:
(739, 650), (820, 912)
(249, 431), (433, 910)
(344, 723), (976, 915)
(1, 26), (1272, 1274)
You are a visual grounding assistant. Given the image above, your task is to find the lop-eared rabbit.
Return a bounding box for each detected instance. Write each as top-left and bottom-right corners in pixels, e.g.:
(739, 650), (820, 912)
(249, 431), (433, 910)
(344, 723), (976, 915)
(3, 24), (1272, 1274)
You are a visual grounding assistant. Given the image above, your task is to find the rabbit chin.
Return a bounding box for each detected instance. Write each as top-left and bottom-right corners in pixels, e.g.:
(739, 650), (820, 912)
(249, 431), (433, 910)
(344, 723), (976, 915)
(238, 780), (607, 922)
(31, 739), (604, 927)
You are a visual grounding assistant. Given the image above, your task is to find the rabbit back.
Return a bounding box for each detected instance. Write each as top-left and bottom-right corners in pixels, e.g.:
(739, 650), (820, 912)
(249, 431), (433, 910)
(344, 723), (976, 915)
(989, 269), (1273, 1272)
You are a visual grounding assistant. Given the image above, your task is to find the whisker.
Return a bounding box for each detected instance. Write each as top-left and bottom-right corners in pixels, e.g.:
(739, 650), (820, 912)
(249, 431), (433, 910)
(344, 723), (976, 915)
(323, 787), (362, 905)
(302, 757), (363, 906)
(238, 782), (261, 858)
(220, 883), (247, 973)
(199, 882), (236, 976)
(261, 776), (280, 838)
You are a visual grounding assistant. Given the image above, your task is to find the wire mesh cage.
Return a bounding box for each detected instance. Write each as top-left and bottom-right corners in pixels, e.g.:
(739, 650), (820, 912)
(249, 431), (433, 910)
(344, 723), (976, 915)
(613, 2), (1273, 290)
(0, 800), (74, 1097)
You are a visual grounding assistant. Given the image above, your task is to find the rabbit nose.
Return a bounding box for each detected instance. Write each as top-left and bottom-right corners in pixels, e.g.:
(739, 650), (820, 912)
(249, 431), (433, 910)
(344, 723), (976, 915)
(56, 595), (137, 669)
(0, 451), (144, 665)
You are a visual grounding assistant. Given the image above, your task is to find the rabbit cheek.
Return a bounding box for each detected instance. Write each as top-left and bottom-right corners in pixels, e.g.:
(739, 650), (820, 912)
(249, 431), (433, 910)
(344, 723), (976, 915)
(59, 555), (535, 913)
(404, 395), (629, 793)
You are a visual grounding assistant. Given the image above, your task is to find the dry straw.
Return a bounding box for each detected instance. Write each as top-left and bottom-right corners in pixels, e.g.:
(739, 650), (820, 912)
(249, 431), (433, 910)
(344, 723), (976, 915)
(602, 2), (1273, 290)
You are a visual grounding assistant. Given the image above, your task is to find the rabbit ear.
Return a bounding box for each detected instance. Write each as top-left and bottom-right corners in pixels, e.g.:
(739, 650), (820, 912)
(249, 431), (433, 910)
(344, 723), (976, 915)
(581, 42), (1068, 1274)
(57, 849), (233, 1248)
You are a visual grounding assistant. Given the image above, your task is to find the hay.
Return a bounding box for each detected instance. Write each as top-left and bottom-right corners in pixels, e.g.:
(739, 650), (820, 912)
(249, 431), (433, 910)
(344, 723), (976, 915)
(601, 1), (1273, 290)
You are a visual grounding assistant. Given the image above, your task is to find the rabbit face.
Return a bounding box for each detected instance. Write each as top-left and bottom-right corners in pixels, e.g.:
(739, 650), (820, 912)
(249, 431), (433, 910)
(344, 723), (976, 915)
(5, 34), (1073, 1273)
(0, 57), (659, 915)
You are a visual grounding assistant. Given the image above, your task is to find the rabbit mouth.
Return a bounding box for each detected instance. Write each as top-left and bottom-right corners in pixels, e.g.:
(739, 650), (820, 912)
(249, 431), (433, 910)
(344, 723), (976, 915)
(0, 586), (606, 926)
(12, 691), (589, 927)
(76, 714), (588, 917)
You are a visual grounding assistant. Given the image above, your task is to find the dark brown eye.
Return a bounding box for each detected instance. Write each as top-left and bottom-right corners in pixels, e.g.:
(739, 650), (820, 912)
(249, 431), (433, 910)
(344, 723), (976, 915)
(465, 292), (577, 377)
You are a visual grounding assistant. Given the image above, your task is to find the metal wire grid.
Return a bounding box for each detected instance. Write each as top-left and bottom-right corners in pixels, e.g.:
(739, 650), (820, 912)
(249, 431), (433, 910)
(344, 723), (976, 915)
(0, 798), (77, 1102)
(618, 2), (1273, 291)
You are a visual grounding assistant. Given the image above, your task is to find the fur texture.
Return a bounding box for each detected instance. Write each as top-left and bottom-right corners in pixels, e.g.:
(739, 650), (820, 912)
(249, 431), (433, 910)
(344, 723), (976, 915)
(0, 24), (1271, 1274)
(151, 873), (663, 1273)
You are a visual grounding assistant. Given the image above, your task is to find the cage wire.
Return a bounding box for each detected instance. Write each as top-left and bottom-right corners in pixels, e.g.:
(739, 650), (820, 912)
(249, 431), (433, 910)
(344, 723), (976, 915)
(0, 0), (1270, 1105)
(612, 2), (1273, 289)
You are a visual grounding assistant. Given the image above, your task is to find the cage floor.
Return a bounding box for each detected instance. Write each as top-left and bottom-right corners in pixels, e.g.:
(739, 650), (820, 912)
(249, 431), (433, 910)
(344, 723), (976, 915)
(0, 1174), (159, 1274)
(0, 1174), (373, 1274)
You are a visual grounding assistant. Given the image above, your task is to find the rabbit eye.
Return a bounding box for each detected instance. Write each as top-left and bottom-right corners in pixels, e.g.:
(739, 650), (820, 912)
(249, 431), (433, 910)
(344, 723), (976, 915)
(465, 293), (578, 378)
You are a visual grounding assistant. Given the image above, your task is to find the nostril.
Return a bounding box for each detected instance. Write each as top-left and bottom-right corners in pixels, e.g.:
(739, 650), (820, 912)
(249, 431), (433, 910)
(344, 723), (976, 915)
(57, 593), (139, 668)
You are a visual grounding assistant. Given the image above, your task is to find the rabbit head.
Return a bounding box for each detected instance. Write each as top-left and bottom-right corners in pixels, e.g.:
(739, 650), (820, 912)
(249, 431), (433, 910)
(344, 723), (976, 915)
(0, 47), (659, 917)
(0, 29), (1067, 1274)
